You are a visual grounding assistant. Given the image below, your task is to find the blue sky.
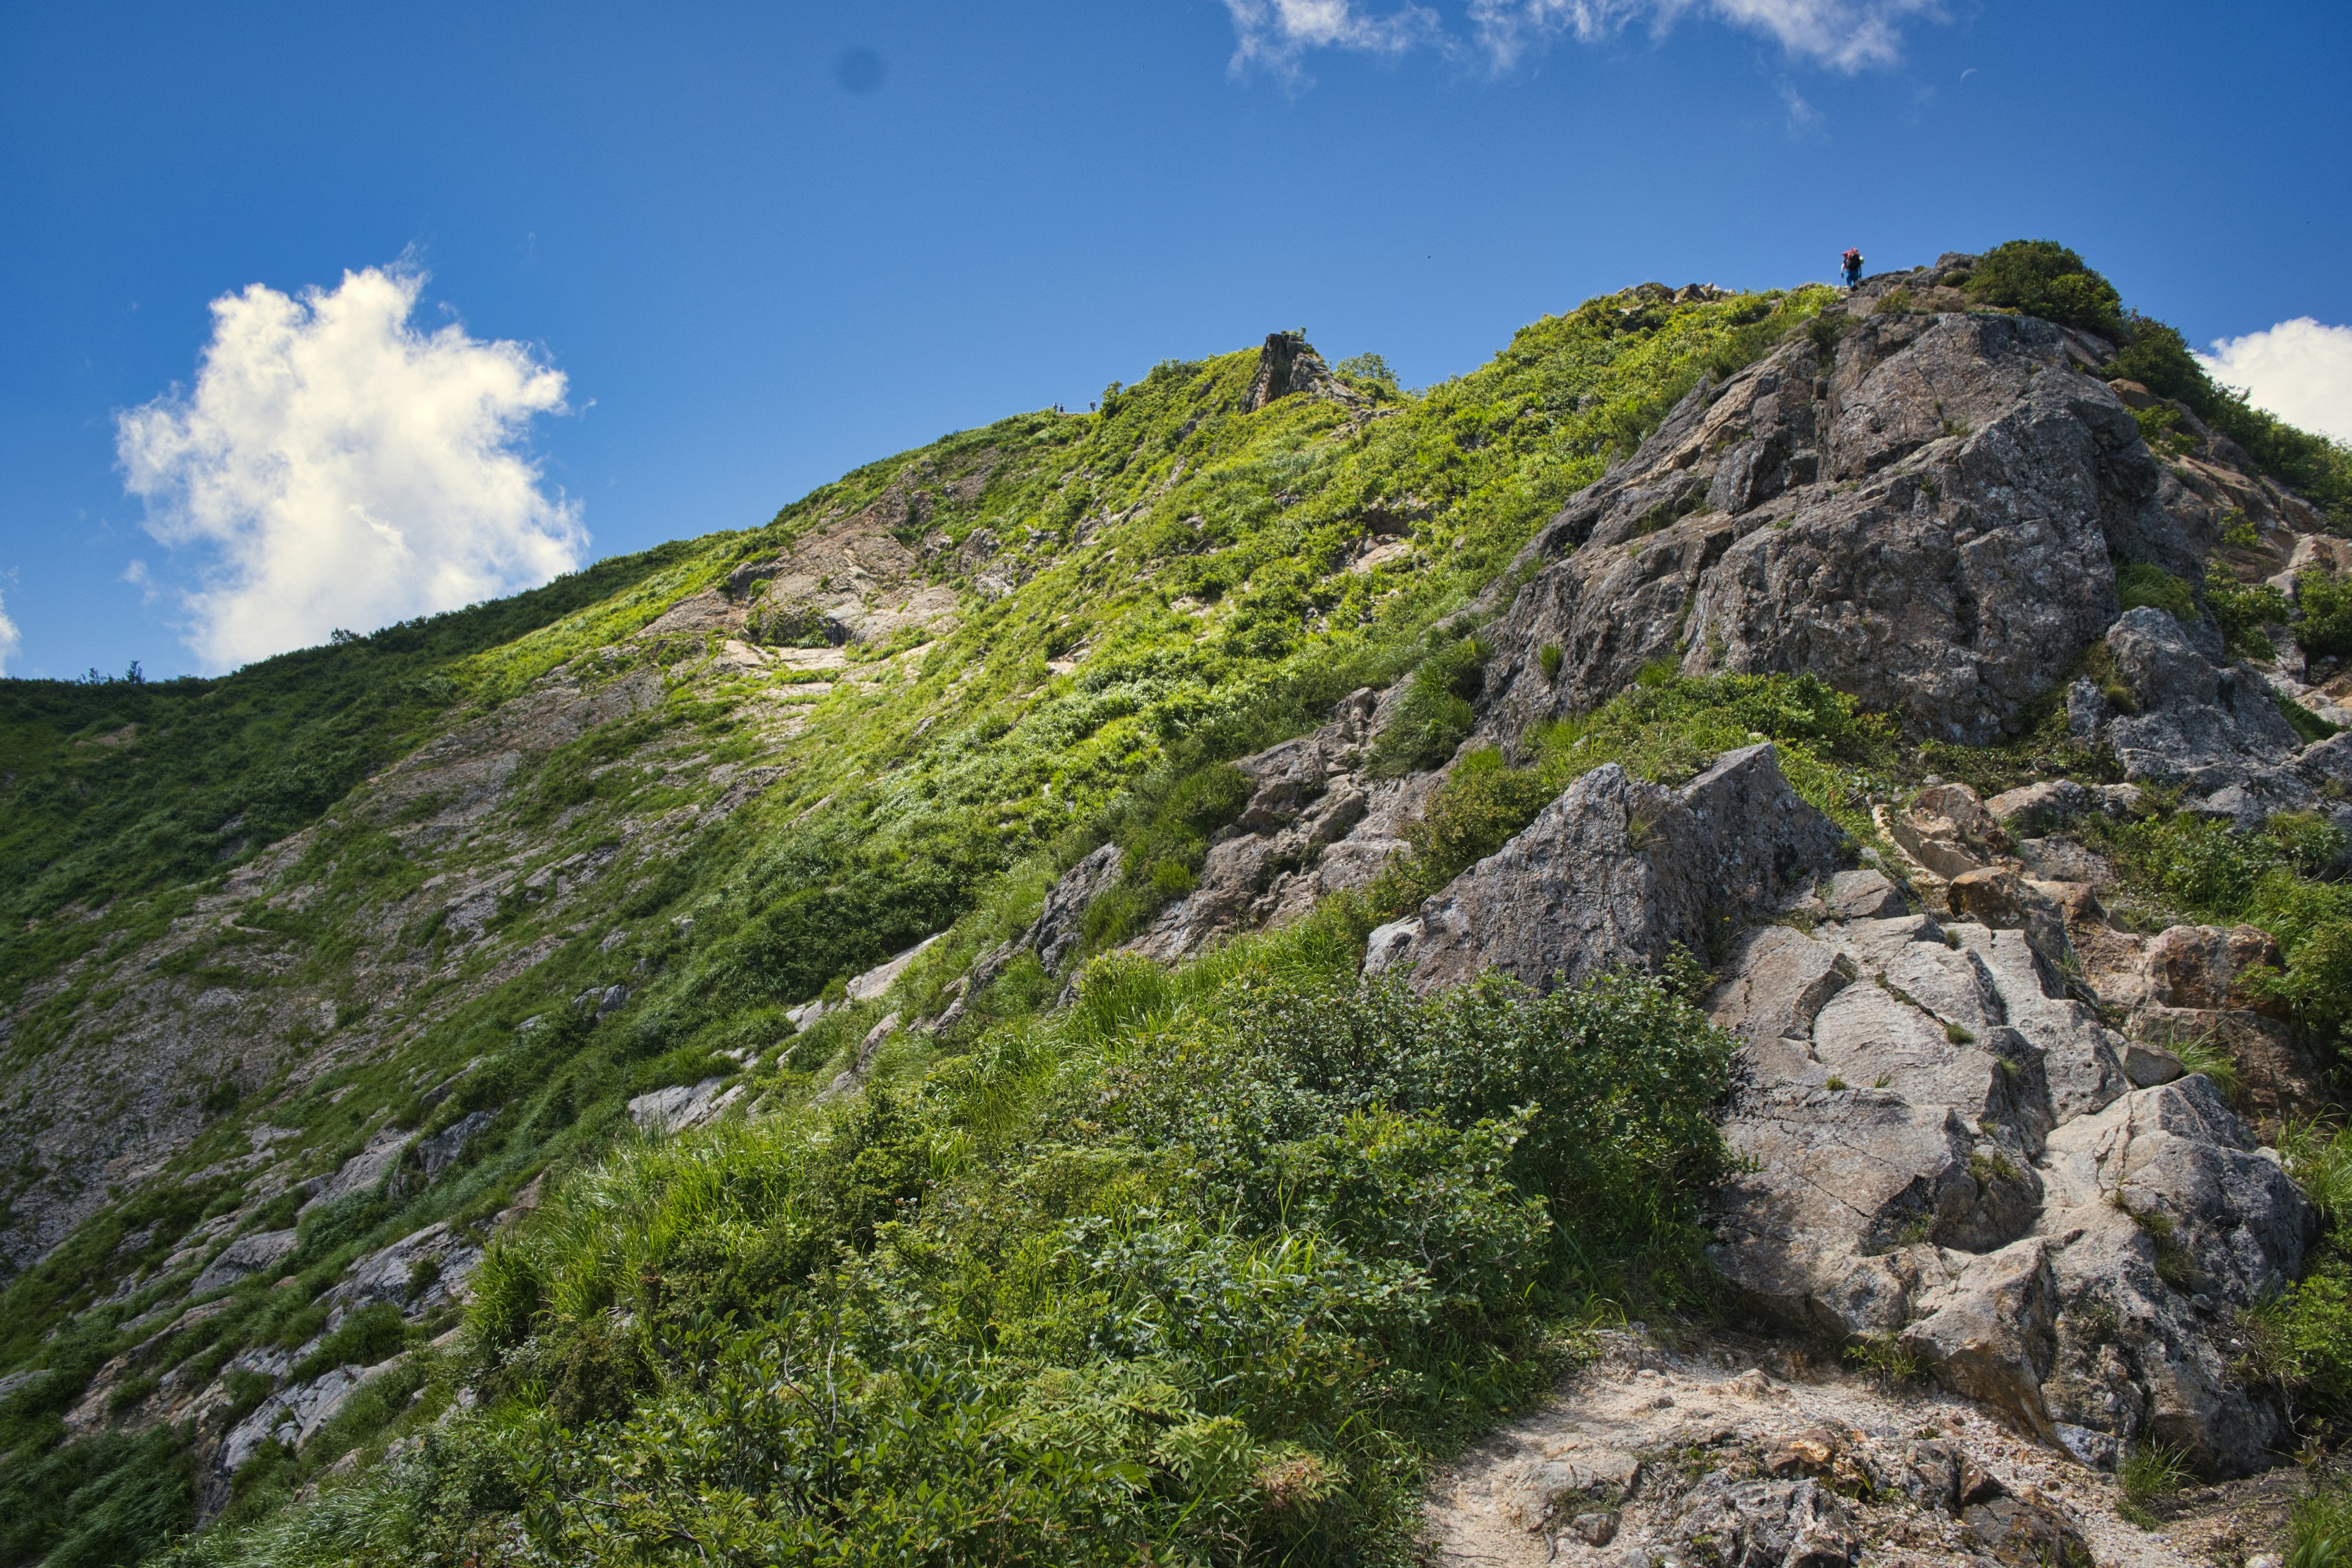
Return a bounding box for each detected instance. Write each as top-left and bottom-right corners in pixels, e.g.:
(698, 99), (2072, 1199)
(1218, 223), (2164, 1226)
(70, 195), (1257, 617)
(3, 0), (2348, 677)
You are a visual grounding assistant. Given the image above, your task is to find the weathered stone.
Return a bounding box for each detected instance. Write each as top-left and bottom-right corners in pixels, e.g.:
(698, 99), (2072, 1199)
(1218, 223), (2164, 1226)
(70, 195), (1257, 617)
(2139, 922), (2288, 1016)
(299, 1129), (415, 1214)
(1394, 745), (1845, 995)
(1823, 869), (1905, 919)
(627, 1077), (741, 1134)
(319, 1221), (481, 1320)
(2098, 608), (2307, 814)
(1495, 1448), (1640, 1529)
(191, 1227), (300, 1296)
(418, 1110), (494, 1181)
(1667, 1472), (1855, 1568)
(1478, 313), (2194, 747)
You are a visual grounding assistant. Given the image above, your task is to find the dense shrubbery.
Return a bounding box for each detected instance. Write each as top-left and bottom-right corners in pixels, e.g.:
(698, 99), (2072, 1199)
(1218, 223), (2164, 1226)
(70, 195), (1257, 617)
(170, 913), (1733, 1566)
(1962, 240), (2127, 339)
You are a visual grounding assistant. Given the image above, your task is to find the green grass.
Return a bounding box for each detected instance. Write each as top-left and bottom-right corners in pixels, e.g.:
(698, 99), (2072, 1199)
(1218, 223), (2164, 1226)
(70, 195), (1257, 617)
(169, 910), (1735, 1566)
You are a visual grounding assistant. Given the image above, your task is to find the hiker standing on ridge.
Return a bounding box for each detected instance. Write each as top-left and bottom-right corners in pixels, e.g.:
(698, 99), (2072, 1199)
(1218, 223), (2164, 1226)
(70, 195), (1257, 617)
(1840, 248), (1864, 289)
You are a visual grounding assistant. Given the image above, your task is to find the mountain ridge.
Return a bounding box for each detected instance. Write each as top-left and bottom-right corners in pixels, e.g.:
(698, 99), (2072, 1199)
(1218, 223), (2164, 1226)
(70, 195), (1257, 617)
(2, 243), (2351, 1567)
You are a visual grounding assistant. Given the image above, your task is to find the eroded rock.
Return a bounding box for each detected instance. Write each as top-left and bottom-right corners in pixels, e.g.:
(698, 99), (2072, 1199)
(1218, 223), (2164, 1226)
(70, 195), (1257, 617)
(1372, 744), (1845, 994)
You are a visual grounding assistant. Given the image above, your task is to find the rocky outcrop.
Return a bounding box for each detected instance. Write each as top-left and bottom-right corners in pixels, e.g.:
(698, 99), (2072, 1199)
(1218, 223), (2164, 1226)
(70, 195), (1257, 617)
(1705, 901), (2314, 1474)
(933, 844), (1125, 1031)
(2070, 606), (2348, 832)
(1126, 687), (1431, 961)
(1242, 332), (1363, 413)
(1476, 276), (2195, 746)
(1366, 744), (1847, 994)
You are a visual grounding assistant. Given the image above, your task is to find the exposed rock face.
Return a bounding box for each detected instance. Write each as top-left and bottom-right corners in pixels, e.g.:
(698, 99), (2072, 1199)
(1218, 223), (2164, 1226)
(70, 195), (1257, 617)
(1476, 299), (2193, 746)
(1366, 744), (1846, 994)
(1128, 687), (1427, 961)
(933, 844), (1125, 1031)
(1242, 332), (1363, 413)
(2070, 607), (2350, 834)
(189, 1226), (300, 1296)
(1705, 902), (2314, 1475)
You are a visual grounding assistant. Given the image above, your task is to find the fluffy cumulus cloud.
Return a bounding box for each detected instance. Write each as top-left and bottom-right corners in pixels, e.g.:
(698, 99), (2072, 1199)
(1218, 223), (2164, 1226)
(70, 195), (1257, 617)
(1226, 0), (1941, 76)
(2195, 318), (2352, 445)
(0, 589), (20, 677)
(118, 264), (584, 671)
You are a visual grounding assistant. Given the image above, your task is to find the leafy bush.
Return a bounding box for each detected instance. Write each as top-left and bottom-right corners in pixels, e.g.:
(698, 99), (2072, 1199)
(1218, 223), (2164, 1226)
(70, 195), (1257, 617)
(2207, 565), (2288, 658)
(0, 1427), (191, 1568)
(1334, 352), (1398, 388)
(2300, 568), (2352, 658)
(208, 908), (1732, 1566)
(1961, 240), (2125, 339)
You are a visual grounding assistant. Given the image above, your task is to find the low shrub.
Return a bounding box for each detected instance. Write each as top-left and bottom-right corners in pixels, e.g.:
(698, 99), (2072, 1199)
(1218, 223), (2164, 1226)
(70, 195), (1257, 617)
(1962, 240), (2125, 339)
(2117, 562), (2198, 624)
(1368, 633), (1487, 777)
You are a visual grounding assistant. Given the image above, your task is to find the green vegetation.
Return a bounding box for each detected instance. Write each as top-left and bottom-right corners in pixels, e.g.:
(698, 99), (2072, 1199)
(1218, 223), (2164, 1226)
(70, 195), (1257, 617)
(172, 915), (1735, 1565)
(1961, 240), (2125, 339)
(2117, 562), (2199, 624)
(9, 241), (2352, 1564)
(0, 285), (1834, 1565)
(2207, 565), (2289, 658)
(1373, 671), (1896, 913)
(2300, 568), (2352, 658)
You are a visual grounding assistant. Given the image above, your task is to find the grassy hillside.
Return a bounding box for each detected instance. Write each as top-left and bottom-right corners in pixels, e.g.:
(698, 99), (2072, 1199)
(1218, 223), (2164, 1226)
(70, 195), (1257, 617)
(5, 241), (2348, 1568)
(0, 285), (1838, 1567)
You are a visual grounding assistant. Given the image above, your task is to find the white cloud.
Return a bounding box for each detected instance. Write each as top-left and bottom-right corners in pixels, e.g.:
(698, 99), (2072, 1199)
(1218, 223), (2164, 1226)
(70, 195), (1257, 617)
(1224, 0), (1443, 78)
(118, 263), (584, 672)
(1226, 0), (1942, 77)
(0, 588), (20, 677)
(2195, 317), (2352, 446)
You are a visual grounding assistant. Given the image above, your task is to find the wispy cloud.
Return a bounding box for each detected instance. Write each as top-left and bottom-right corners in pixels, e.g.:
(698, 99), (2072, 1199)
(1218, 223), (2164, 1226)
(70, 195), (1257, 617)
(1225, 0), (1944, 78)
(1223, 0), (1444, 80)
(2195, 317), (2352, 445)
(117, 263), (585, 673)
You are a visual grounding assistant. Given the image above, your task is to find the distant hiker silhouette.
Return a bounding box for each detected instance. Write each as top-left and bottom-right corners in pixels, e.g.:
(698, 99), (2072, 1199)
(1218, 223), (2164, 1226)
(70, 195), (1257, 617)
(1841, 249), (1864, 288)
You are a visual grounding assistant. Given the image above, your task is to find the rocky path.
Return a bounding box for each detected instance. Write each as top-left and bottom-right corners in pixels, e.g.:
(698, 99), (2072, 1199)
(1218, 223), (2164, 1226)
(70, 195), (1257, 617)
(1425, 1329), (2305, 1568)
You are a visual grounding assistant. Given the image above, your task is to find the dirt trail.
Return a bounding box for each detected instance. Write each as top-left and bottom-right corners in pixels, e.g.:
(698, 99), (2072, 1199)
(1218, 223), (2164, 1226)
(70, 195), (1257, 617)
(1425, 1329), (2307, 1568)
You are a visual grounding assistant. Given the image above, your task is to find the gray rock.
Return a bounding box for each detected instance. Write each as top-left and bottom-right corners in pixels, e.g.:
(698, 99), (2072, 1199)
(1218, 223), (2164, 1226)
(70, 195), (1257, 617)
(1126, 689), (1406, 963)
(1477, 314), (2194, 746)
(1824, 869), (1905, 919)
(2034, 1079), (2311, 1473)
(1395, 744), (1845, 995)
(844, 932), (946, 1004)
(1496, 1448), (1640, 1530)
(191, 1227), (300, 1295)
(319, 1221), (481, 1320)
(1706, 892), (2300, 1472)
(300, 1128), (415, 1214)
(219, 1355), (404, 1474)
(417, 1110), (494, 1181)
(2122, 1042), (2185, 1087)
(2098, 608), (2308, 816)
(1667, 1472), (1855, 1568)
(627, 1077), (740, 1134)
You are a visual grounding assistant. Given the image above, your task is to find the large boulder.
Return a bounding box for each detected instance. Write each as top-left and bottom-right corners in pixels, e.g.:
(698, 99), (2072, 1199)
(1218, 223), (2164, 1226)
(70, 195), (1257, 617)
(1705, 899), (2305, 1474)
(1367, 744), (1845, 994)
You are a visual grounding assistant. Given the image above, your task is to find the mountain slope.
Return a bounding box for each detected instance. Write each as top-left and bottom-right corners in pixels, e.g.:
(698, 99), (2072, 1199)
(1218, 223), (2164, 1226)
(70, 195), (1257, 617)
(2, 246), (2350, 1568)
